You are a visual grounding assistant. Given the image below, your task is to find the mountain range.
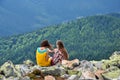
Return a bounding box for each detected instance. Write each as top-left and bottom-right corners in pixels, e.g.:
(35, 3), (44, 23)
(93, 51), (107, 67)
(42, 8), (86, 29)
(0, 13), (120, 65)
(0, 0), (120, 36)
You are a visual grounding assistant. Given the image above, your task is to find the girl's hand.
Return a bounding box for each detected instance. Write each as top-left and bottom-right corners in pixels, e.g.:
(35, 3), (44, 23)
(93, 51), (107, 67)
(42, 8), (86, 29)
(54, 49), (58, 52)
(48, 48), (54, 53)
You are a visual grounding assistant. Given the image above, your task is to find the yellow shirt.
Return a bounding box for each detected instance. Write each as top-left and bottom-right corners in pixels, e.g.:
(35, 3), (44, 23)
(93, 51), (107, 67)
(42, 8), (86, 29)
(36, 47), (51, 66)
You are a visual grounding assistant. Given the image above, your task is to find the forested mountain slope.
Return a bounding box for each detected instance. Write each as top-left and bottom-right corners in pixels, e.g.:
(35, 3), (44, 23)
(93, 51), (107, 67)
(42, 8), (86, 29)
(0, 13), (120, 65)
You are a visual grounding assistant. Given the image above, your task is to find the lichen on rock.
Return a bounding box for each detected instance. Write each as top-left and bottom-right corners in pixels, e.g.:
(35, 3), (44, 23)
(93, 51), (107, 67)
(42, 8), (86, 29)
(102, 69), (120, 80)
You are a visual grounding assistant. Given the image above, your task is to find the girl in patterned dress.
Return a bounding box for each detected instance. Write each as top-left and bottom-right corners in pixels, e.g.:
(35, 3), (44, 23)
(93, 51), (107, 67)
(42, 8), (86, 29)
(51, 40), (69, 65)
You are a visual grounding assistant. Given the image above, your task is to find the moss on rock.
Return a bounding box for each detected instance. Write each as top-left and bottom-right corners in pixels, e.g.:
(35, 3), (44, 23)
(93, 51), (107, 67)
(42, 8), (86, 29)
(67, 70), (81, 76)
(102, 69), (120, 79)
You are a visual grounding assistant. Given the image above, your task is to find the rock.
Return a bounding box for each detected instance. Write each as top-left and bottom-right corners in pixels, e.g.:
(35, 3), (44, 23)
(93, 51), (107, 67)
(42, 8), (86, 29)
(67, 75), (79, 80)
(0, 61), (21, 77)
(67, 70), (81, 76)
(92, 61), (103, 70)
(26, 69), (44, 79)
(101, 59), (120, 70)
(21, 76), (31, 80)
(5, 76), (21, 80)
(80, 70), (96, 80)
(32, 77), (44, 80)
(44, 75), (55, 80)
(106, 66), (119, 72)
(0, 74), (6, 80)
(3, 76), (31, 80)
(23, 60), (34, 66)
(72, 59), (80, 68)
(6, 77), (30, 80)
(55, 76), (65, 80)
(108, 51), (120, 68)
(77, 71), (82, 77)
(15, 64), (31, 76)
(102, 68), (120, 80)
(99, 51), (120, 70)
(61, 74), (70, 79)
(109, 51), (120, 60)
(41, 66), (66, 76)
(62, 59), (80, 69)
(80, 60), (94, 72)
(26, 73), (36, 79)
(101, 60), (109, 70)
(94, 70), (105, 80)
(30, 65), (43, 72)
(117, 76), (120, 80)
(0, 70), (5, 76)
(0, 51), (120, 80)
(109, 60), (119, 68)
(67, 70), (78, 75)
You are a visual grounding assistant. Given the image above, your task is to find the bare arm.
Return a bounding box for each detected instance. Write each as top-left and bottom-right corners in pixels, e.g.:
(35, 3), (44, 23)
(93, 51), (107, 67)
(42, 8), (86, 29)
(47, 48), (54, 53)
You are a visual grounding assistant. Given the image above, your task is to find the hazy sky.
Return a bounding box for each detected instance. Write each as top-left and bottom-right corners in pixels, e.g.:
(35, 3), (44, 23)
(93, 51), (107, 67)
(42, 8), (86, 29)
(0, 0), (120, 36)
(0, 0), (120, 16)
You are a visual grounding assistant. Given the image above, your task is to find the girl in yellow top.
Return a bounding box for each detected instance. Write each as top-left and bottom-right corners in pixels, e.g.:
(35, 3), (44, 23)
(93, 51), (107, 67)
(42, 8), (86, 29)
(36, 40), (53, 67)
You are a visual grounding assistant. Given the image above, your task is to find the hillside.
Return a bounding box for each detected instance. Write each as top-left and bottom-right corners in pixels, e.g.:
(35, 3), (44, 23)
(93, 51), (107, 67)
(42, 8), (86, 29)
(0, 13), (120, 65)
(0, 0), (120, 36)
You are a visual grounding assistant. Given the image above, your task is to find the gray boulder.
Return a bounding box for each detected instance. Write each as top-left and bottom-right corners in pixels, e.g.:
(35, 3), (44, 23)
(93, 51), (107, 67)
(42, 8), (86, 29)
(61, 74), (70, 79)
(80, 70), (96, 80)
(62, 59), (80, 69)
(0, 61), (21, 78)
(80, 60), (94, 72)
(92, 61), (103, 70)
(5, 76), (30, 80)
(109, 51), (120, 60)
(102, 68), (120, 80)
(68, 75), (79, 80)
(15, 64), (31, 76)
(23, 60), (34, 66)
(41, 66), (66, 76)
(0, 74), (6, 80)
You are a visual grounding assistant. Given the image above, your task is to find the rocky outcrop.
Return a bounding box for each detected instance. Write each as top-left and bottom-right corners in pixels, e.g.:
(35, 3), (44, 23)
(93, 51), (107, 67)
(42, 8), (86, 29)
(0, 61), (21, 77)
(101, 51), (120, 80)
(0, 51), (120, 80)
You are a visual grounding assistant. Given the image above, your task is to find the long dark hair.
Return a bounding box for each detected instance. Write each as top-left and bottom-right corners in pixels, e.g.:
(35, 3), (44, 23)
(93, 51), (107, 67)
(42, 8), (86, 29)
(56, 40), (69, 60)
(56, 40), (64, 49)
(41, 40), (52, 49)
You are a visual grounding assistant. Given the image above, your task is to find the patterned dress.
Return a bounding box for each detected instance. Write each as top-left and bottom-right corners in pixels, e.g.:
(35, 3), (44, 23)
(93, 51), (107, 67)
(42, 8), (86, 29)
(51, 49), (64, 65)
